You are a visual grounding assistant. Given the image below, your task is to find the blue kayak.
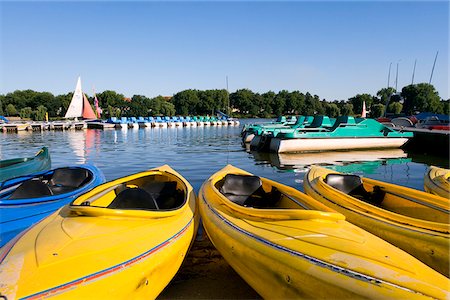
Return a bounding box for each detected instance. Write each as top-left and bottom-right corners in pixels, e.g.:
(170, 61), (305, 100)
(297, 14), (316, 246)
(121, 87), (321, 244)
(0, 147), (51, 182)
(0, 164), (105, 247)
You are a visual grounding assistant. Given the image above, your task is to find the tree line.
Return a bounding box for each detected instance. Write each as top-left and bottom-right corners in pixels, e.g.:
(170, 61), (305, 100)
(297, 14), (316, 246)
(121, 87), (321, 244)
(0, 83), (448, 121)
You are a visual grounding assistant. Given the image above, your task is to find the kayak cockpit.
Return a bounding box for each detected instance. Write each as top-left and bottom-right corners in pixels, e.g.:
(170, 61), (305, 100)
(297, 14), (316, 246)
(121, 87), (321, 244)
(324, 173), (449, 223)
(73, 172), (186, 212)
(325, 174), (385, 206)
(216, 174), (282, 208)
(215, 174), (321, 211)
(1, 167), (93, 200)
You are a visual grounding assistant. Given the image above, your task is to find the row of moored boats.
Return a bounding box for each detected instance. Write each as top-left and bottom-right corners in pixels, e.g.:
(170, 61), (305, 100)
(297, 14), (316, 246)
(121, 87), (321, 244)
(95, 115), (240, 129)
(242, 115), (413, 153)
(0, 147), (449, 299)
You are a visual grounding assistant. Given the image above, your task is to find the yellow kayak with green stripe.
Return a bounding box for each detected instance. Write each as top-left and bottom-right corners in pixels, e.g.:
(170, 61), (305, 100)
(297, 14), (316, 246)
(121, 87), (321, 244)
(199, 165), (449, 299)
(304, 165), (449, 277)
(424, 166), (450, 198)
(0, 165), (198, 299)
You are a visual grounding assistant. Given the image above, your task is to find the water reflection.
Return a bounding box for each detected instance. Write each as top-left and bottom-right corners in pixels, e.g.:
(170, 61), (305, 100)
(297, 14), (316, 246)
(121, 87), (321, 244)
(249, 149), (409, 173)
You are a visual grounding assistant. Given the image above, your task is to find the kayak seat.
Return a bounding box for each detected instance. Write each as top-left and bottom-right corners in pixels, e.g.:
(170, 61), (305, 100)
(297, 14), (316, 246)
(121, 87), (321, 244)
(243, 186), (281, 208)
(141, 181), (184, 209)
(48, 168), (92, 194)
(219, 174), (280, 208)
(325, 174), (385, 206)
(9, 180), (53, 199)
(108, 188), (158, 210)
(49, 168), (91, 187)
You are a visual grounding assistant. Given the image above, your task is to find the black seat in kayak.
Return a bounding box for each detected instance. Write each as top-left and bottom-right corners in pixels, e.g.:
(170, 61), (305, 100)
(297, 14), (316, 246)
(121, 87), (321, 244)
(49, 167), (91, 187)
(325, 174), (385, 205)
(219, 174), (280, 208)
(48, 168), (91, 194)
(108, 188), (158, 210)
(9, 180), (53, 199)
(141, 181), (182, 209)
(220, 174), (263, 205)
(325, 174), (364, 194)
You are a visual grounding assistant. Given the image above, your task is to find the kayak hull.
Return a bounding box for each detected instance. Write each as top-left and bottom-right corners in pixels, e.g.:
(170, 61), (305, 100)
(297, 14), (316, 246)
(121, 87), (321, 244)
(304, 166), (450, 277)
(199, 165), (449, 299)
(0, 147), (51, 182)
(424, 166), (450, 198)
(0, 165), (198, 299)
(0, 164), (105, 247)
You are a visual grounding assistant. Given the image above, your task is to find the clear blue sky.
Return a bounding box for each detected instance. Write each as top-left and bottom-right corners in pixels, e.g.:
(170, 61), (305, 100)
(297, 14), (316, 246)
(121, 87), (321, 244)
(0, 1), (448, 101)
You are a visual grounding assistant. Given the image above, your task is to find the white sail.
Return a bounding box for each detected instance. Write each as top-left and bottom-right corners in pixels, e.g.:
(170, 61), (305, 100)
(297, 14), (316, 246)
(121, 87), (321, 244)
(64, 77), (83, 118)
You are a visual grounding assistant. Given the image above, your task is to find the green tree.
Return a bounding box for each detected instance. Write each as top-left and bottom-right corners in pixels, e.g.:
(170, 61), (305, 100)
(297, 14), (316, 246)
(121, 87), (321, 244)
(324, 102), (340, 118)
(32, 92), (54, 110)
(340, 103), (354, 116)
(0, 95), (4, 115)
(19, 107), (33, 119)
(230, 89), (258, 116)
(6, 104), (17, 116)
(128, 95), (150, 116)
(147, 96), (164, 115)
(272, 91), (287, 116)
(349, 94), (373, 116)
(172, 89), (200, 115)
(442, 100), (449, 115)
(34, 105), (47, 121)
(285, 91), (305, 114)
(96, 90), (125, 108)
(401, 83), (442, 114)
(376, 87), (397, 106)
(370, 104), (385, 118)
(388, 102), (403, 114)
(108, 105), (121, 118)
(260, 91), (275, 117)
(3, 90), (39, 110)
(53, 93), (73, 117)
(197, 90), (216, 115)
(303, 92), (322, 115)
(160, 101), (175, 116)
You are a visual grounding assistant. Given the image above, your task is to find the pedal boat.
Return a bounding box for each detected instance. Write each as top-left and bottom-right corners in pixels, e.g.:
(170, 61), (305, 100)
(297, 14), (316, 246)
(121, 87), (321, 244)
(0, 164), (105, 247)
(242, 116), (300, 144)
(199, 165), (449, 299)
(0, 147), (51, 182)
(0, 165), (198, 299)
(424, 166), (450, 198)
(304, 165), (450, 277)
(268, 116), (413, 153)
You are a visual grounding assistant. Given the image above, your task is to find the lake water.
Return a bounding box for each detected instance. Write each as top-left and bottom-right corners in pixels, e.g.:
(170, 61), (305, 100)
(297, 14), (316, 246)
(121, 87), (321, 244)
(1, 119), (448, 193)
(1, 118), (448, 298)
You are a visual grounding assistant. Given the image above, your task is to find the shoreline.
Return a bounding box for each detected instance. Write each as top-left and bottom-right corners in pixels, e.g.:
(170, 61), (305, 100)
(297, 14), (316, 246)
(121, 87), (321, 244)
(158, 236), (261, 299)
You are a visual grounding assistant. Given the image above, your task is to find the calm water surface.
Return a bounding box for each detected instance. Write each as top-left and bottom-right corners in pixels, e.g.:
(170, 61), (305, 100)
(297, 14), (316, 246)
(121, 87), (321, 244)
(1, 119), (448, 193)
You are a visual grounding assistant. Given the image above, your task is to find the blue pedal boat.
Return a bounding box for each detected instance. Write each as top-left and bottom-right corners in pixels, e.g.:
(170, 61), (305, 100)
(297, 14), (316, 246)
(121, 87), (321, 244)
(0, 164), (105, 247)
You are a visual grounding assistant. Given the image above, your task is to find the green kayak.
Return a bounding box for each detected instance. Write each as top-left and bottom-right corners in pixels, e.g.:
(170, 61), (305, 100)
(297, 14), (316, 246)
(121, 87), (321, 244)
(0, 147), (51, 182)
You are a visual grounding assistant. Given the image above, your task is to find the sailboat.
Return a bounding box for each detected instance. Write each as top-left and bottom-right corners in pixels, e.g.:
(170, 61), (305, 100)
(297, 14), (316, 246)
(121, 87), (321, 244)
(64, 77), (96, 130)
(51, 77), (96, 130)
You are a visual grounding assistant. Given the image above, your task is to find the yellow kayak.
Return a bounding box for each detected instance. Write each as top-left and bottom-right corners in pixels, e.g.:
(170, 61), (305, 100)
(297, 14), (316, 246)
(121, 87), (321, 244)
(199, 165), (449, 299)
(0, 165), (198, 299)
(304, 165), (450, 277)
(424, 166), (450, 198)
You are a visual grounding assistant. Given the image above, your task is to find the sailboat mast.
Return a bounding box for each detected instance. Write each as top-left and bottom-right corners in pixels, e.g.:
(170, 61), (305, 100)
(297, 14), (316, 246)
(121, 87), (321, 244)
(395, 62), (399, 91)
(411, 59), (417, 85)
(226, 76), (230, 116)
(429, 51), (438, 84)
(387, 62), (392, 88)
